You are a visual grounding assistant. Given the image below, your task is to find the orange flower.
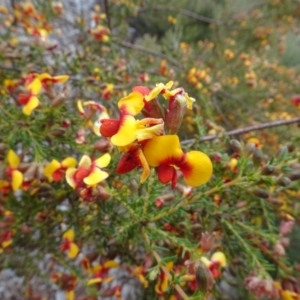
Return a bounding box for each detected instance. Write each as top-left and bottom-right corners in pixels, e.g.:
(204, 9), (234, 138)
(143, 135), (213, 188)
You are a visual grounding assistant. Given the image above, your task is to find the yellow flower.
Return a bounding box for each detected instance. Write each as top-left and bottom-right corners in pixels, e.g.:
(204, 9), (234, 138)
(7, 150), (23, 191)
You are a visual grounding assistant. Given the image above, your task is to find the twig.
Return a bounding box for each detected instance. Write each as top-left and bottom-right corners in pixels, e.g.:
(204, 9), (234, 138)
(0, 65), (22, 73)
(139, 5), (221, 25)
(117, 41), (182, 69)
(181, 117), (300, 145)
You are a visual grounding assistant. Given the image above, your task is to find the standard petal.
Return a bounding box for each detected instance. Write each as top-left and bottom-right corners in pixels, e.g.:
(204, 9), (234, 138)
(118, 92), (144, 115)
(7, 150), (20, 168)
(23, 96), (39, 115)
(65, 168), (76, 188)
(180, 151), (213, 187)
(143, 135), (183, 167)
(103, 260), (119, 268)
(27, 77), (42, 94)
(110, 115), (137, 146)
(78, 155), (92, 168)
(53, 75), (69, 83)
(83, 168), (108, 186)
(211, 251), (227, 267)
(63, 228), (75, 241)
(44, 159), (61, 179)
(94, 153), (111, 168)
(68, 242), (79, 259)
(61, 157), (77, 168)
(135, 122), (164, 142)
(12, 170), (23, 191)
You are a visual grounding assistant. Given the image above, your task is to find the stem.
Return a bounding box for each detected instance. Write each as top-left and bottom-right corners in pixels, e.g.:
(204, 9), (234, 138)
(181, 117), (300, 145)
(151, 177), (243, 222)
(223, 220), (266, 273)
(142, 229), (190, 300)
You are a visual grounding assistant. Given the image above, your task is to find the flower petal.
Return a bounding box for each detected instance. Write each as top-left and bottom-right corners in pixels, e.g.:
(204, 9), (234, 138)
(83, 168), (108, 186)
(27, 77), (42, 95)
(111, 115), (137, 146)
(66, 290), (74, 300)
(23, 96), (39, 115)
(211, 251), (226, 267)
(87, 278), (103, 285)
(118, 92), (144, 115)
(7, 150), (20, 168)
(94, 153), (111, 168)
(53, 75), (69, 83)
(145, 81), (174, 101)
(61, 157), (77, 168)
(103, 260), (119, 268)
(63, 228), (75, 241)
(78, 155), (92, 168)
(44, 159), (61, 180)
(68, 242), (79, 259)
(180, 151), (213, 187)
(12, 170), (23, 191)
(143, 135), (183, 167)
(66, 168), (76, 188)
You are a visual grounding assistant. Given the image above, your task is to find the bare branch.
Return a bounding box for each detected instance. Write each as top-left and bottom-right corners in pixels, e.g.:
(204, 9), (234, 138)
(181, 117), (300, 145)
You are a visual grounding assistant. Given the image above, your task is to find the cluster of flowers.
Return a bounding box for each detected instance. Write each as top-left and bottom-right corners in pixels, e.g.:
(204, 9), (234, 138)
(97, 81), (213, 188)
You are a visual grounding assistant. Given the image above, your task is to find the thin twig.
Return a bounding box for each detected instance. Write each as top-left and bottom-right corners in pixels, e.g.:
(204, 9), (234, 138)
(0, 65), (22, 73)
(117, 41), (182, 69)
(139, 5), (221, 25)
(181, 117), (300, 145)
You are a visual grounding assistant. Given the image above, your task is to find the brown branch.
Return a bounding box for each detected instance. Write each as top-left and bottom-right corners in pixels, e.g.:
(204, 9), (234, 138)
(181, 117), (300, 145)
(118, 41), (182, 69)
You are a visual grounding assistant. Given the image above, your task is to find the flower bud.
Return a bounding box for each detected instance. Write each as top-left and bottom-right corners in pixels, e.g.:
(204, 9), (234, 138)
(288, 171), (300, 181)
(252, 148), (263, 166)
(93, 139), (111, 153)
(253, 188), (269, 198)
(165, 99), (186, 134)
(274, 241), (285, 256)
(261, 165), (275, 175)
(230, 139), (242, 153)
(195, 262), (214, 293)
(277, 177), (291, 187)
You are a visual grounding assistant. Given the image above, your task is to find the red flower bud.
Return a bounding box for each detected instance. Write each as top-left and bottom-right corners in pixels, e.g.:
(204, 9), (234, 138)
(100, 119), (120, 137)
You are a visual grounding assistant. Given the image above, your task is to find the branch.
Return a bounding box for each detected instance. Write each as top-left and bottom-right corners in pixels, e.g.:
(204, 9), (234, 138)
(103, 0), (111, 30)
(117, 41), (182, 69)
(139, 5), (221, 25)
(181, 117), (300, 145)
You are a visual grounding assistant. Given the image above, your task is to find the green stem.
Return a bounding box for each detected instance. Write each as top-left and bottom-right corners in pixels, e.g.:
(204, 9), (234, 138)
(151, 177), (244, 222)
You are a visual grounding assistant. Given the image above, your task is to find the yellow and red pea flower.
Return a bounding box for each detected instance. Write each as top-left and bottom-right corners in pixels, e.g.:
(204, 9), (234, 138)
(66, 153), (111, 189)
(201, 251), (227, 279)
(6, 150), (23, 191)
(89, 25), (110, 42)
(116, 144), (150, 183)
(44, 157), (77, 182)
(87, 260), (119, 285)
(143, 135), (213, 188)
(51, 273), (77, 300)
(100, 91), (164, 147)
(0, 230), (14, 250)
(155, 261), (174, 296)
(60, 229), (79, 259)
(37, 73), (69, 88)
(18, 77), (42, 115)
